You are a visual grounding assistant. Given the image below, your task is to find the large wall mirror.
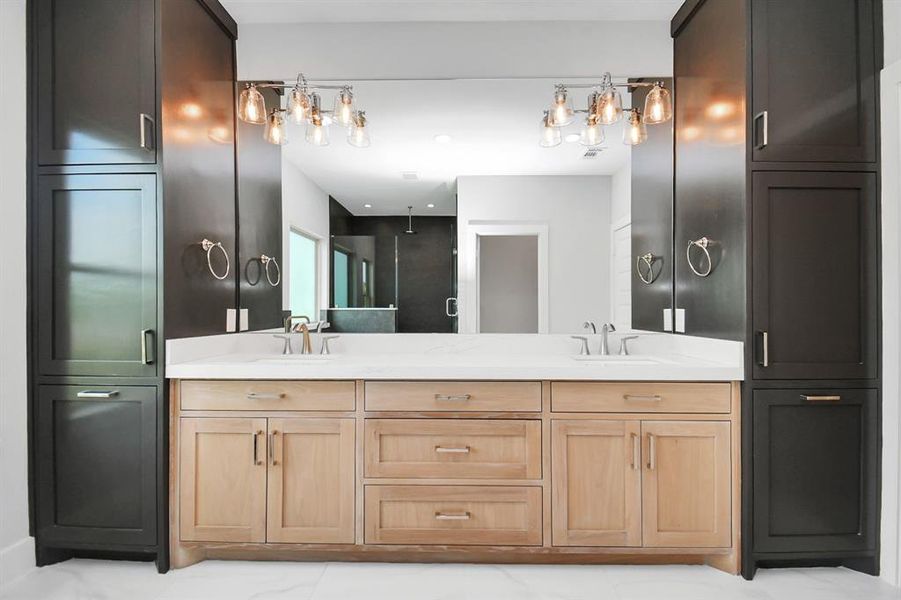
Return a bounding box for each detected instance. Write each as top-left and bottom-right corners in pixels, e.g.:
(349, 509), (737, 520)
(238, 77), (674, 334)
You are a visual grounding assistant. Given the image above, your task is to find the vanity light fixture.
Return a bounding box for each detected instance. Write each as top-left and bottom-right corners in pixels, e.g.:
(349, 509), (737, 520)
(540, 73), (671, 148)
(264, 109), (287, 145)
(239, 74), (370, 147)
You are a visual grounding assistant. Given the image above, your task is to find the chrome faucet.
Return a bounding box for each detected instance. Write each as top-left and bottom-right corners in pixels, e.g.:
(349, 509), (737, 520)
(284, 314), (310, 333)
(583, 321), (597, 334)
(600, 323), (616, 355)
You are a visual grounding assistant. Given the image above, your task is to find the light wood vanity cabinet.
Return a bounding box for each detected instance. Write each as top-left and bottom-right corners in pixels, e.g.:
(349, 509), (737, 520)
(171, 379), (739, 573)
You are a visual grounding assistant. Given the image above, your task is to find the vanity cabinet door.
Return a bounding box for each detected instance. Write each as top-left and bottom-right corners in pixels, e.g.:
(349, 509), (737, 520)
(641, 421), (731, 548)
(267, 418), (355, 544)
(179, 418), (267, 543)
(35, 0), (157, 165)
(750, 0), (877, 164)
(551, 420), (641, 547)
(36, 174), (159, 377)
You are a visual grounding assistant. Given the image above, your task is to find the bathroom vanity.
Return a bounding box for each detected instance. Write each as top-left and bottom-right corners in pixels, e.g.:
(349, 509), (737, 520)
(166, 335), (742, 573)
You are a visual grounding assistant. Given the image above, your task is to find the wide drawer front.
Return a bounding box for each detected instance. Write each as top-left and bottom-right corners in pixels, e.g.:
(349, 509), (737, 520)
(365, 419), (542, 479)
(364, 485), (542, 546)
(180, 380), (356, 411)
(551, 382), (731, 414)
(364, 381), (541, 412)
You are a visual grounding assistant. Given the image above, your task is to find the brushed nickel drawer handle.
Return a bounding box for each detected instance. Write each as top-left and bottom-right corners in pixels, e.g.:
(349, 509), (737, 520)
(435, 446), (471, 454)
(801, 395), (842, 402)
(435, 394), (472, 402)
(246, 392), (286, 400)
(77, 390), (119, 399)
(624, 394), (663, 402)
(435, 511), (471, 521)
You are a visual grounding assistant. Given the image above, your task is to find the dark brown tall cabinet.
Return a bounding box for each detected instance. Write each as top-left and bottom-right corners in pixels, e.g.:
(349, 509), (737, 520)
(672, 0), (882, 579)
(29, 0), (239, 572)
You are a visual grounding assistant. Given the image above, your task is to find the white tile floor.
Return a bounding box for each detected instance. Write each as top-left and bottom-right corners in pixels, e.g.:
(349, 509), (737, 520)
(1, 560), (899, 600)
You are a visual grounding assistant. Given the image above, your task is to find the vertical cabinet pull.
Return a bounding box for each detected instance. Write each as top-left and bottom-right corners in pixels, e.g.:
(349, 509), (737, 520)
(758, 331), (769, 367)
(631, 433), (640, 470)
(754, 110), (768, 150)
(139, 113), (155, 151)
(269, 430), (279, 465)
(141, 329), (154, 365)
(252, 430), (263, 465)
(647, 434), (656, 470)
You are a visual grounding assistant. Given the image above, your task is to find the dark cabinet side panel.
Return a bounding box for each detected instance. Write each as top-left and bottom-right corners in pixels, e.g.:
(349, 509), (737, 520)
(161, 0), (238, 339)
(631, 78), (674, 332)
(673, 0), (748, 340)
(237, 85), (283, 331)
(35, 0), (157, 165)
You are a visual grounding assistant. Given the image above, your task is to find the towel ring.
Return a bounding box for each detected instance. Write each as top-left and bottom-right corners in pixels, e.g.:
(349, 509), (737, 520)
(201, 239), (230, 280)
(636, 253), (659, 285)
(260, 255), (281, 287)
(686, 237), (714, 278)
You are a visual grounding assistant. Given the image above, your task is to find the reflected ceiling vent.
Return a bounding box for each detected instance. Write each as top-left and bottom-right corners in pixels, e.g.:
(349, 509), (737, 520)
(582, 148), (605, 159)
(401, 171), (420, 181)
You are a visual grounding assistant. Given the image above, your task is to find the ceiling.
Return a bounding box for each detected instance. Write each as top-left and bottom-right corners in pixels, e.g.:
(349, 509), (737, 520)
(279, 78), (635, 216)
(220, 0), (683, 24)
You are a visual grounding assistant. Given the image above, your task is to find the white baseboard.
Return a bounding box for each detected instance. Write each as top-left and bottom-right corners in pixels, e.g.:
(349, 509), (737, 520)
(0, 537), (35, 590)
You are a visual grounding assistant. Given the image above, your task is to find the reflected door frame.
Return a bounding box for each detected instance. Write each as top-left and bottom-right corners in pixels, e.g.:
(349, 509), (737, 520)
(458, 222), (549, 334)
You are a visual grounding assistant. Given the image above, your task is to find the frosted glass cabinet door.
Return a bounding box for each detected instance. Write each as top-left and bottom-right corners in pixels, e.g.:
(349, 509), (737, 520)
(36, 174), (158, 377)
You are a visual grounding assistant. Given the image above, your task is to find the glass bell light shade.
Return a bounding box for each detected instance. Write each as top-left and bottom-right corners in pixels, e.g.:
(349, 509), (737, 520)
(263, 109), (287, 145)
(643, 83), (673, 125)
(595, 86), (623, 125)
(539, 111), (562, 148)
(238, 83), (267, 124)
(347, 111), (371, 148)
(333, 87), (355, 127)
(579, 115), (605, 147)
(287, 87), (311, 124)
(548, 86), (575, 127)
(624, 109), (648, 146)
(305, 114), (330, 146)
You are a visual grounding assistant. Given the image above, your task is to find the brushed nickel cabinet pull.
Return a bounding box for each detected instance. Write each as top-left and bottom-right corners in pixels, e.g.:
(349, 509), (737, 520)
(435, 512), (471, 521)
(801, 395), (842, 403)
(252, 430), (263, 465)
(269, 431), (279, 465)
(631, 433), (640, 470)
(435, 446), (471, 454)
(754, 110), (768, 150)
(139, 113), (155, 150)
(435, 394), (472, 402)
(647, 434), (656, 470)
(141, 328), (154, 365)
(246, 392), (286, 400)
(624, 394), (663, 402)
(759, 331), (769, 367)
(76, 390), (119, 399)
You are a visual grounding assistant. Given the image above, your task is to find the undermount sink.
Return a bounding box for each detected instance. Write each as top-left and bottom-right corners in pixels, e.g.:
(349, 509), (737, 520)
(255, 354), (336, 364)
(571, 355), (660, 366)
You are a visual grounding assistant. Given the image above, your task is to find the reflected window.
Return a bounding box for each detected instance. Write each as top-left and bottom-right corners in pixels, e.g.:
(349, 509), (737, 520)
(289, 229), (318, 318)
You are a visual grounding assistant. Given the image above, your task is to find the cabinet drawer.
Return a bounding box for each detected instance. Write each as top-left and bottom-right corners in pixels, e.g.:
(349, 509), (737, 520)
(551, 382), (731, 414)
(364, 485), (542, 546)
(365, 419), (541, 479)
(365, 381), (541, 412)
(180, 380), (355, 411)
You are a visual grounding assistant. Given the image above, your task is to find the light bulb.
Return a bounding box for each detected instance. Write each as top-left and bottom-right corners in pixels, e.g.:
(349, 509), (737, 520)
(595, 86), (623, 125)
(264, 109), (287, 145)
(305, 114), (330, 146)
(624, 109), (648, 146)
(643, 83), (673, 125)
(539, 111), (562, 148)
(333, 87), (355, 127)
(579, 115), (605, 147)
(238, 83), (267, 124)
(548, 86), (574, 127)
(347, 111), (371, 148)
(287, 87), (311, 124)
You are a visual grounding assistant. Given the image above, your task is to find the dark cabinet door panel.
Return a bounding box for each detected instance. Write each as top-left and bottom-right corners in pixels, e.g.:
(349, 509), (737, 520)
(37, 174), (159, 377)
(752, 171), (877, 380)
(751, 0), (877, 163)
(753, 389), (877, 553)
(36, 0), (157, 165)
(36, 385), (158, 547)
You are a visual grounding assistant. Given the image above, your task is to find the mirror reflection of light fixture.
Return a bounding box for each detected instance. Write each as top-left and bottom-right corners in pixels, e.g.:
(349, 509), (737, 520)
(539, 110), (562, 147)
(580, 115), (605, 147)
(238, 83), (267, 124)
(624, 108), (648, 146)
(548, 85), (575, 127)
(596, 86), (623, 125)
(306, 113), (330, 146)
(287, 87), (311, 124)
(347, 111), (371, 148)
(643, 82), (673, 125)
(333, 87), (355, 127)
(264, 109), (287, 145)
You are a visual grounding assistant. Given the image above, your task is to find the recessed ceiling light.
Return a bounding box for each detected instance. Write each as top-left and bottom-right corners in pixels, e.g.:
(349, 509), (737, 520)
(564, 133), (581, 143)
(363, 203), (372, 208)
(434, 134), (452, 144)
(426, 203), (435, 208)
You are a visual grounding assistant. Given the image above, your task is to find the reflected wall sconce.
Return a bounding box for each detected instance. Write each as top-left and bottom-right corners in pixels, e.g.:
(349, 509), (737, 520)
(239, 74), (371, 147)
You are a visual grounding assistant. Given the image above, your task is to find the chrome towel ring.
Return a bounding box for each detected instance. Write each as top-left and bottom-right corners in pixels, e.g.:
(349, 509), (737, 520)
(201, 238), (230, 280)
(636, 253), (659, 285)
(686, 237), (714, 278)
(260, 255), (281, 287)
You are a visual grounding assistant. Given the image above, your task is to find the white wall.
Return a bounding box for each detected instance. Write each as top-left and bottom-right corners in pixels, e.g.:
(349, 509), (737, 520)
(281, 156), (331, 315)
(0, 0), (34, 588)
(610, 158), (633, 226)
(457, 176), (612, 335)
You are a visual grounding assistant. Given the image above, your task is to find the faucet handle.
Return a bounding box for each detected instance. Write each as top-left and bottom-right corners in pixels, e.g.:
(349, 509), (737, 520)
(571, 336), (591, 356)
(618, 335), (639, 356)
(273, 334), (294, 355)
(320, 335), (340, 355)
